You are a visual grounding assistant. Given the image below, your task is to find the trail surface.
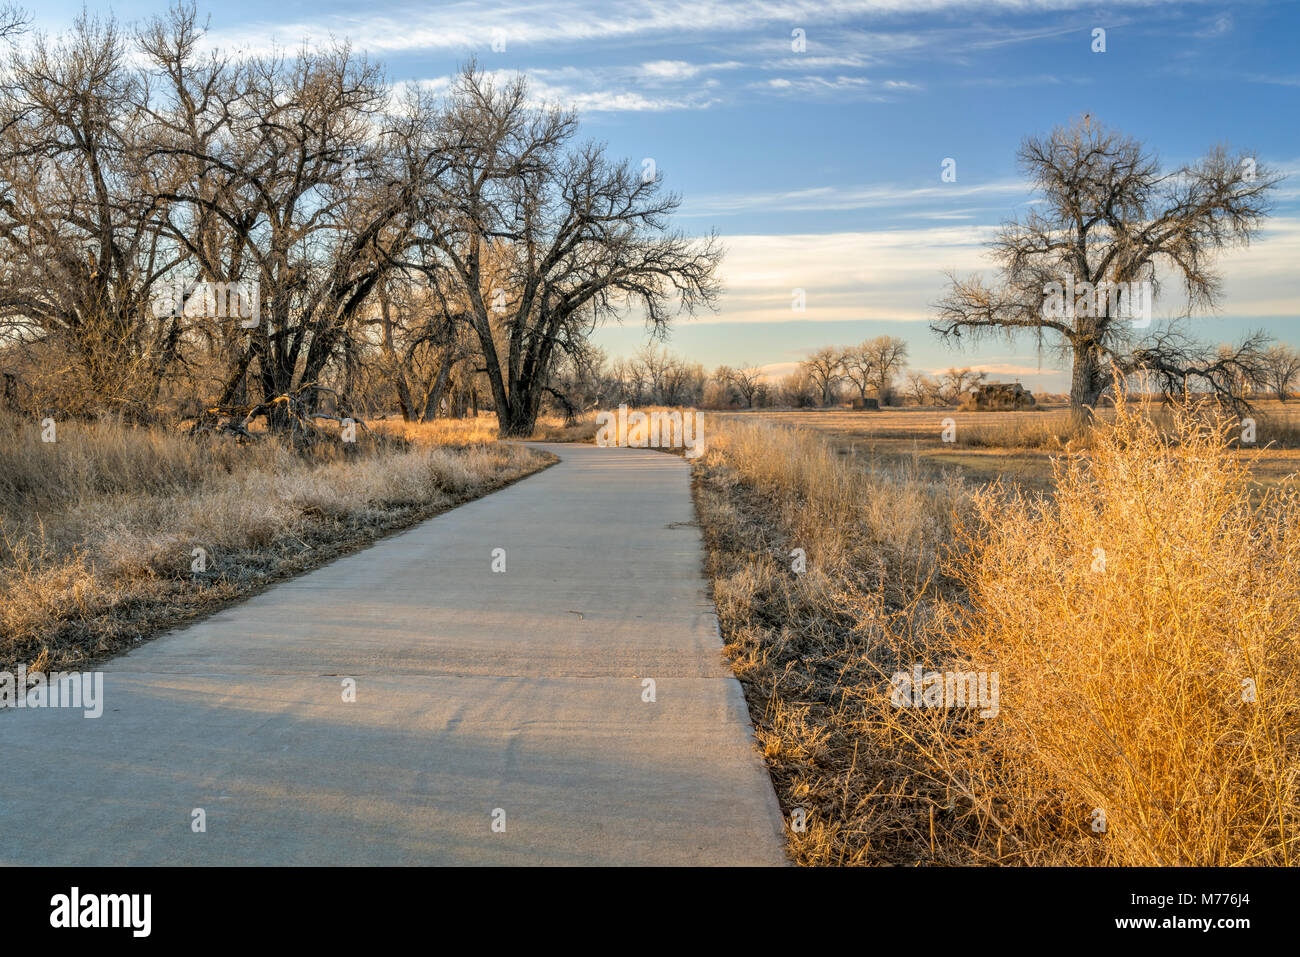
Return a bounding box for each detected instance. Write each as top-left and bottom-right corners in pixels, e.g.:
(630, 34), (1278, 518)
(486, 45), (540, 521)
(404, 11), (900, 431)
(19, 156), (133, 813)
(0, 442), (787, 865)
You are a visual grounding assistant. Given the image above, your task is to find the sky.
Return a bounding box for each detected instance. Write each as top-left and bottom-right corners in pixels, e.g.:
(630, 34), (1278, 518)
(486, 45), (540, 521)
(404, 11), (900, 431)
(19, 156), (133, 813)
(35, 0), (1300, 391)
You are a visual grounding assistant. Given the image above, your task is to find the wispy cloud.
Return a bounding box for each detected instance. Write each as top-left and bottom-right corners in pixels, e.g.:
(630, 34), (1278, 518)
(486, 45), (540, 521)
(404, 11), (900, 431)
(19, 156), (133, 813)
(700, 217), (1300, 326)
(756, 74), (920, 100)
(196, 0), (1204, 58)
(639, 59), (744, 81)
(1192, 12), (1234, 38)
(684, 179), (1030, 215)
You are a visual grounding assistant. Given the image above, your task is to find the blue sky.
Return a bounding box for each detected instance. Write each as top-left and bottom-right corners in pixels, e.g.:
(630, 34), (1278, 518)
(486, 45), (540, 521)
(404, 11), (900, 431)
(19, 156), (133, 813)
(39, 0), (1300, 390)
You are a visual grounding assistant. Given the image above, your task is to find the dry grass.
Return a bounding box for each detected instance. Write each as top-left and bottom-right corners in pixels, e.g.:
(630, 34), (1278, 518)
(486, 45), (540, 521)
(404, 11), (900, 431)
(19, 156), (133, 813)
(695, 397), (1300, 865)
(733, 404), (1300, 490)
(370, 411), (599, 444)
(369, 413), (502, 446)
(0, 413), (552, 674)
(530, 413), (600, 442)
(693, 415), (972, 864)
(940, 397), (1300, 865)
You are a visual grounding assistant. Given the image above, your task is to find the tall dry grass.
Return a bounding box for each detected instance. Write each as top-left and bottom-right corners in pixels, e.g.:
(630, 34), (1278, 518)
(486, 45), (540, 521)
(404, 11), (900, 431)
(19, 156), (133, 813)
(695, 398), (1300, 865)
(694, 416), (973, 864)
(369, 413), (502, 446)
(956, 411), (1083, 450)
(0, 414), (551, 674)
(371, 411), (599, 444)
(940, 396), (1300, 865)
(530, 413), (599, 442)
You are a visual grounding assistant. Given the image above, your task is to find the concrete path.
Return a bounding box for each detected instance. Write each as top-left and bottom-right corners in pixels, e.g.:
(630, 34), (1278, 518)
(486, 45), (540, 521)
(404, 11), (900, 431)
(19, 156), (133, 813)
(0, 443), (788, 866)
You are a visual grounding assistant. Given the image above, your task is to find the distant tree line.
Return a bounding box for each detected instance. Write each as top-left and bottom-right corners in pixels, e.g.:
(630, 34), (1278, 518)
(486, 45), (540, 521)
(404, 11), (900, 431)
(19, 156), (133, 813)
(575, 334), (1300, 413)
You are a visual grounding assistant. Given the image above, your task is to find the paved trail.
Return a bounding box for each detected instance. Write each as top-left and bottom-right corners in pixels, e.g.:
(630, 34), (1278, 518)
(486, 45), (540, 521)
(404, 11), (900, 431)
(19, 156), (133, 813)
(0, 443), (788, 865)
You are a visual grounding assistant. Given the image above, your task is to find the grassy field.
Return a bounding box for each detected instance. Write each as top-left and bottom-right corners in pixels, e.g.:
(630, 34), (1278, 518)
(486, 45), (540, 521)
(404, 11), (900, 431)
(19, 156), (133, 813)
(0, 413), (554, 675)
(691, 398), (1300, 865)
(727, 403), (1300, 490)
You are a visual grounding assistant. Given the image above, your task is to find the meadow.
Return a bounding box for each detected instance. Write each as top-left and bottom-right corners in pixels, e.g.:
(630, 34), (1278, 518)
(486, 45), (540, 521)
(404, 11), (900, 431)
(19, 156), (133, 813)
(728, 402), (1300, 490)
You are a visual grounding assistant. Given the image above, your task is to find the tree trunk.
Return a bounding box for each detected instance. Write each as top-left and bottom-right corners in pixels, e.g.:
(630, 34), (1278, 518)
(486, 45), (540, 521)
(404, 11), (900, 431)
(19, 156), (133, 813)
(379, 296), (413, 421)
(497, 391), (536, 437)
(418, 356), (454, 422)
(1069, 340), (1105, 423)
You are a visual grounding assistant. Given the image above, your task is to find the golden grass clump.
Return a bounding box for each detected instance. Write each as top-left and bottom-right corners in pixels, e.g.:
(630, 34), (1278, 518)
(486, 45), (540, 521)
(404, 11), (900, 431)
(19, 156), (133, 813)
(942, 395), (1300, 865)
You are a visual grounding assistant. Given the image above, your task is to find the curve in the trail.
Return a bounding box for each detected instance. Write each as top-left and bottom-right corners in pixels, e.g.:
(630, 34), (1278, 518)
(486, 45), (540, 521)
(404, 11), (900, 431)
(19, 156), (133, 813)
(0, 442), (788, 866)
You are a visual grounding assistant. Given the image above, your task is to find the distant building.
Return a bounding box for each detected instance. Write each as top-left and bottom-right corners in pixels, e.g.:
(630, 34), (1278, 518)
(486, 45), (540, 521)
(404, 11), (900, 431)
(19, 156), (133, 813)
(960, 382), (1036, 411)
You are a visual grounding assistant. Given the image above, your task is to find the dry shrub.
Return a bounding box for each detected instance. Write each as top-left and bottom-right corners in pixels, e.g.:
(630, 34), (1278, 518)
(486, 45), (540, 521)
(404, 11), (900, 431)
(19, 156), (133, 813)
(941, 395), (1300, 865)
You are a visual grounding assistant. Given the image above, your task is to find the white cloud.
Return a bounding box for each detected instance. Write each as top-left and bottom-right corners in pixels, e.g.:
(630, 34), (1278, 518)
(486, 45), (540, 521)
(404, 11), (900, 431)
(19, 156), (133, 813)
(684, 179), (1031, 215)
(399, 66), (719, 112)
(640, 60), (701, 80)
(700, 219), (1300, 326)
(711, 227), (999, 323)
(193, 0), (1201, 59)
(637, 59), (743, 81)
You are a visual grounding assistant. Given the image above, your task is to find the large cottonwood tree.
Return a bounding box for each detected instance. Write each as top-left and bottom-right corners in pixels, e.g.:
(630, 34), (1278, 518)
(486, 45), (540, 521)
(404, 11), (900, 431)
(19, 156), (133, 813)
(933, 116), (1279, 418)
(419, 66), (723, 436)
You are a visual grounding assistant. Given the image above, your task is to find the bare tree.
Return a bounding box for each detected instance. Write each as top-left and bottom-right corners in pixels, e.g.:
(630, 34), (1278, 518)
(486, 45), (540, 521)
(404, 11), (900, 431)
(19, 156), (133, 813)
(0, 4), (25, 43)
(139, 6), (419, 430)
(369, 275), (474, 421)
(800, 346), (844, 406)
(776, 368), (816, 408)
(843, 335), (908, 405)
(936, 367), (986, 405)
(1126, 329), (1272, 411)
(933, 116), (1280, 420)
(545, 341), (606, 422)
(905, 369), (939, 406)
(841, 344), (873, 404)
(1259, 343), (1300, 402)
(713, 364), (762, 408)
(419, 66), (722, 436)
(0, 12), (194, 418)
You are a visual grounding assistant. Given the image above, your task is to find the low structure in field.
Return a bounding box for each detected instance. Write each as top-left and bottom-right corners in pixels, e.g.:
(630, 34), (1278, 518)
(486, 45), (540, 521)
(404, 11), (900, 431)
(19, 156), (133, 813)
(960, 381), (1036, 411)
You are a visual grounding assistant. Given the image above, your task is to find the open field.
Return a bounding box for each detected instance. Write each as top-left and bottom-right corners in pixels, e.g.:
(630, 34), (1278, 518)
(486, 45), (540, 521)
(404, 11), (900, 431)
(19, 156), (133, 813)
(723, 403), (1300, 490)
